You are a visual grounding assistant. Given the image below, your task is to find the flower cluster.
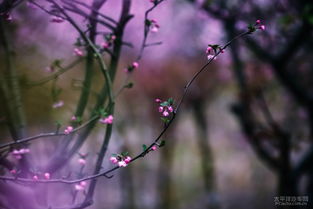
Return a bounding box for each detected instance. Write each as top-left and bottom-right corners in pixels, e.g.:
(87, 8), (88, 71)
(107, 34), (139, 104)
(155, 98), (174, 117)
(75, 181), (87, 191)
(11, 148), (30, 160)
(99, 115), (114, 124)
(248, 19), (266, 34)
(110, 154), (132, 167)
(124, 62), (139, 73)
(64, 126), (74, 134)
(205, 44), (225, 61)
(146, 19), (160, 33)
(101, 34), (116, 49)
(255, 19), (265, 31)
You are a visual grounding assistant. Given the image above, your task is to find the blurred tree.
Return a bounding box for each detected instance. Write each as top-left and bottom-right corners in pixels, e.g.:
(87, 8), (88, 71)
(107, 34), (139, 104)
(186, 0), (313, 207)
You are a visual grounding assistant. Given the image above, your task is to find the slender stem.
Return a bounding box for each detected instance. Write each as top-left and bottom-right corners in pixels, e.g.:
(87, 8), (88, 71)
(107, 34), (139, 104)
(0, 28), (253, 184)
(0, 116), (99, 149)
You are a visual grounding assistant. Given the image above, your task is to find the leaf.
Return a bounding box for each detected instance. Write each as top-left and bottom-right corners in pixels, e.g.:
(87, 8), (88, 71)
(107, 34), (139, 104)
(125, 82), (134, 89)
(121, 151), (129, 157)
(52, 59), (63, 67)
(159, 140), (166, 147)
(142, 144), (147, 152)
(160, 101), (169, 107)
(145, 19), (151, 26)
(167, 98), (174, 105)
(161, 117), (170, 124)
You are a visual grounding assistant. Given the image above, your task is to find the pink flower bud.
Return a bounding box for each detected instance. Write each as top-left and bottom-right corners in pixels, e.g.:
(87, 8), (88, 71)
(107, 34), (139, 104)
(44, 173), (50, 180)
(158, 106), (164, 113)
(132, 62), (139, 69)
(256, 19), (261, 24)
(150, 25), (159, 33)
(71, 116), (77, 121)
(118, 161), (127, 167)
(100, 115), (114, 124)
(162, 110), (169, 117)
(10, 169), (17, 174)
(151, 145), (157, 151)
(12, 149), (20, 155)
(80, 181), (87, 187)
(259, 25), (265, 31)
(51, 16), (64, 23)
(206, 47), (212, 54)
(110, 156), (118, 164)
(64, 126), (74, 134)
(78, 158), (86, 165)
(101, 42), (110, 49)
(124, 156), (132, 164)
(111, 35), (116, 40)
(33, 175), (38, 181)
(168, 106), (174, 112)
(74, 48), (84, 57)
(75, 184), (84, 191)
(207, 55), (216, 61)
(155, 98), (162, 103)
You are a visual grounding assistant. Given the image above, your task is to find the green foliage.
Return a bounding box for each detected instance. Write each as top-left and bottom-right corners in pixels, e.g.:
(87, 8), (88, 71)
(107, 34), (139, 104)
(142, 144), (147, 152)
(159, 140), (166, 147)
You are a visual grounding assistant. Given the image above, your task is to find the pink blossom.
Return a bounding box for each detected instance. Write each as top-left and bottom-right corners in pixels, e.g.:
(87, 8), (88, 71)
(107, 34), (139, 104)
(10, 169), (17, 175)
(19, 148), (30, 154)
(75, 184), (84, 191)
(78, 158), (86, 165)
(110, 156), (118, 164)
(150, 19), (160, 33)
(206, 47), (212, 54)
(207, 55), (216, 61)
(124, 156), (132, 164)
(151, 145), (157, 151)
(162, 110), (169, 117)
(4, 13), (12, 21)
(155, 98), (162, 103)
(12, 149), (20, 155)
(74, 48), (84, 57)
(256, 19), (261, 25)
(118, 161), (127, 167)
(111, 35), (116, 40)
(52, 100), (64, 108)
(33, 175), (38, 181)
(168, 106), (174, 112)
(99, 115), (114, 124)
(44, 173), (50, 180)
(132, 62), (139, 69)
(259, 25), (265, 31)
(80, 181), (87, 187)
(101, 42), (110, 49)
(71, 116), (77, 121)
(51, 16), (64, 23)
(75, 181), (87, 191)
(64, 126), (74, 134)
(158, 106), (164, 112)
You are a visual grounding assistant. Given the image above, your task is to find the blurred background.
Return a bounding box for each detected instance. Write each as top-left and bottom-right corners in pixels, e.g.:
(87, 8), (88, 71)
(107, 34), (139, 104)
(1, 0), (313, 209)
